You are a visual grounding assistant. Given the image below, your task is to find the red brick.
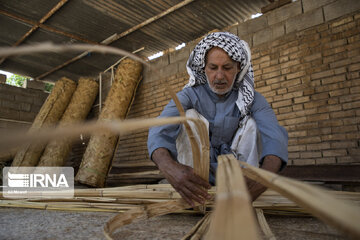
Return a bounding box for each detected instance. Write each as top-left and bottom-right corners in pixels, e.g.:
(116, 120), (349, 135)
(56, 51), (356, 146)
(288, 145), (306, 152)
(331, 141), (357, 149)
(332, 125), (358, 134)
(342, 100), (360, 110)
(318, 104), (342, 113)
(287, 71), (306, 80)
(284, 116), (307, 125)
(307, 113), (330, 122)
(298, 136), (321, 144)
(281, 78), (301, 88)
(323, 149), (347, 157)
(289, 152), (300, 159)
(300, 151), (322, 158)
(315, 158), (336, 164)
(262, 71), (281, 80)
(279, 106), (293, 114)
(280, 59), (301, 69)
(345, 132), (360, 141)
(349, 63), (360, 72)
(277, 88), (287, 95)
(311, 92), (329, 100)
(306, 143), (331, 151)
(294, 96), (310, 104)
(337, 156), (358, 164)
(288, 130), (307, 138)
(292, 104), (303, 111)
(329, 88), (350, 97)
(318, 119), (343, 128)
(271, 83), (281, 90)
(263, 65), (281, 74)
(321, 74), (346, 85)
(339, 94), (360, 103)
(350, 87), (360, 94)
(329, 59), (351, 68)
(272, 99), (293, 108)
(307, 127), (331, 136)
(330, 16), (353, 28)
(293, 159), (316, 165)
(304, 99), (328, 109)
(330, 109), (356, 118)
(311, 70), (334, 80)
(321, 134), (346, 141)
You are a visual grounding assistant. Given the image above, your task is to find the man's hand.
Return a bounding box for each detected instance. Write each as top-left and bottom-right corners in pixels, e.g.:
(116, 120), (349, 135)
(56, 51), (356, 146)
(246, 155), (283, 201)
(152, 148), (211, 207)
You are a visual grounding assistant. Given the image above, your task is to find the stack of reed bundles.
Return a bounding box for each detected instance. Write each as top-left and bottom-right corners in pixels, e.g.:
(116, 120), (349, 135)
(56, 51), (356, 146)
(11, 77), (76, 167)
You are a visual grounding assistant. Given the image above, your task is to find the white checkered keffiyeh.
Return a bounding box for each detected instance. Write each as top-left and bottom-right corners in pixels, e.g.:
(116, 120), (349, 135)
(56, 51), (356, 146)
(185, 32), (255, 116)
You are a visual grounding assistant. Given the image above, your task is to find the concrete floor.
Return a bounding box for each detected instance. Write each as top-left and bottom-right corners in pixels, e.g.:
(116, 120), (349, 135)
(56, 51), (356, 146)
(0, 208), (350, 240)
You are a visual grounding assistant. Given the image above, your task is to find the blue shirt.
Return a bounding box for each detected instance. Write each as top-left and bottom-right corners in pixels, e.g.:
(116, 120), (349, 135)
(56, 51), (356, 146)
(148, 83), (288, 184)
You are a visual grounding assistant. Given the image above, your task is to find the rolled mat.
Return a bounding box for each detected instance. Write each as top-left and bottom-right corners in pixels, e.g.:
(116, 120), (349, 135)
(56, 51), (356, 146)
(37, 77), (99, 167)
(11, 77), (76, 167)
(75, 59), (142, 187)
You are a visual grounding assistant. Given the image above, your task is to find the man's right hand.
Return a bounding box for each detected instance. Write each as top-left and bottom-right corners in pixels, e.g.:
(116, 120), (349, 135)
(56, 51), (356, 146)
(152, 148), (212, 207)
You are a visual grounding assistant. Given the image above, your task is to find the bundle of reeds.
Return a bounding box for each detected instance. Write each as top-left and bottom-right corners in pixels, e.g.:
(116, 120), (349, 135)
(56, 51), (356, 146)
(75, 59), (143, 188)
(37, 77), (99, 167)
(205, 154), (260, 240)
(11, 77), (76, 167)
(237, 157), (360, 239)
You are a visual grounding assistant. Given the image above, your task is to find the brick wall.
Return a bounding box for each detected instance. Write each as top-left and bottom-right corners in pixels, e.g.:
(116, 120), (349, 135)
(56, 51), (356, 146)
(0, 83), (48, 130)
(113, 0), (360, 177)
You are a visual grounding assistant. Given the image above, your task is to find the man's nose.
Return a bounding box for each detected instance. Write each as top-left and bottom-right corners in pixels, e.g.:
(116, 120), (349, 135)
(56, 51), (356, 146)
(215, 70), (225, 79)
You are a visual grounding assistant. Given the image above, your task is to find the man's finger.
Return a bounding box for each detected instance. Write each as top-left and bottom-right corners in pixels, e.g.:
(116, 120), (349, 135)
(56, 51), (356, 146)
(178, 189), (195, 207)
(182, 185), (205, 205)
(190, 173), (212, 189)
(185, 181), (210, 200)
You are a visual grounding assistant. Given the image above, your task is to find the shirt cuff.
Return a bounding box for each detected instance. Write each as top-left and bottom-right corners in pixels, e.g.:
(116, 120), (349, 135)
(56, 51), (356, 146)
(260, 139), (288, 170)
(148, 135), (178, 161)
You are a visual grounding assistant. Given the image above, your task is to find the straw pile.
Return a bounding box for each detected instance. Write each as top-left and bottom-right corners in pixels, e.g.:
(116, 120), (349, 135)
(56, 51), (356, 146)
(75, 59), (143, 187)
(11, 77), (76, 167)
(37, 77), (98, 167)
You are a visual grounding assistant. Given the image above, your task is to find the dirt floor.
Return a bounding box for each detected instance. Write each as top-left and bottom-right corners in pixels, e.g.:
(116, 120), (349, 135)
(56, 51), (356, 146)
(0, 207), (350, 240)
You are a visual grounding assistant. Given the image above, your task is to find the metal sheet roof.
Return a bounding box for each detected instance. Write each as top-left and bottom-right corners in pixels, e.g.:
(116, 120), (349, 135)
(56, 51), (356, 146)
(0, 0), (268, 82)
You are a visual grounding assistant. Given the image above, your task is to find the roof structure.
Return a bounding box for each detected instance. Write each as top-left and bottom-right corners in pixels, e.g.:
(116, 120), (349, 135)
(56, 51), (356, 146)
(0, 0), (269, 82)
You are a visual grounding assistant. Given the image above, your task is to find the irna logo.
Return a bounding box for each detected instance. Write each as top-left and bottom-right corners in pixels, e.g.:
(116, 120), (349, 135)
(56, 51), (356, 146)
(3, 167), (74, 199)
(7, 172), (69, 188)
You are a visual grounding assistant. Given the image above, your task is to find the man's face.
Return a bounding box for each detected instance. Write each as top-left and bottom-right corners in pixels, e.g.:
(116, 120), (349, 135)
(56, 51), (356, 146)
(205, 47), (240, 96)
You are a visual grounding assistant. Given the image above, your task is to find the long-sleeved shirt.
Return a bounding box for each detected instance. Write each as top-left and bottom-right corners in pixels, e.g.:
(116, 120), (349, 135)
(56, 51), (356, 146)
(148, 83), (288, 184)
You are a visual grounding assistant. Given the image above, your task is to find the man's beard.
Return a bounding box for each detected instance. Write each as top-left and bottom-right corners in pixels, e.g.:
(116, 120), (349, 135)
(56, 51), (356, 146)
(206, 74), (237, 96)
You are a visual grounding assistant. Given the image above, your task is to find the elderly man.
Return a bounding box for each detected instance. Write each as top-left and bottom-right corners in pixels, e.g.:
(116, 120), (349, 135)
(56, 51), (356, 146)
(148, 32), (288, 207)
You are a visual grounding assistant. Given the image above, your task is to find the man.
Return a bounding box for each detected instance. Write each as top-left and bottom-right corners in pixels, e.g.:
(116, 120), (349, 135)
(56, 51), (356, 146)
(148, 32), (288, 207)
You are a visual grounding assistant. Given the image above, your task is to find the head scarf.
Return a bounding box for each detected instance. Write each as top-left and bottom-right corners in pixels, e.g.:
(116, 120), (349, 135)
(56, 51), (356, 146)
(185, 32), (254, 116)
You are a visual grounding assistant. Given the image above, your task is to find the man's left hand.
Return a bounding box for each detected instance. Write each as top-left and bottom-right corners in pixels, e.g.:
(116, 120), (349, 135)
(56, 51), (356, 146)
(246, 155), (282, 201)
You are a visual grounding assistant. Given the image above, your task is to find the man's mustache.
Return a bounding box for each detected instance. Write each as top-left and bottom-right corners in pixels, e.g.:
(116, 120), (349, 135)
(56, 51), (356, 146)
(213, 80), (227, 84)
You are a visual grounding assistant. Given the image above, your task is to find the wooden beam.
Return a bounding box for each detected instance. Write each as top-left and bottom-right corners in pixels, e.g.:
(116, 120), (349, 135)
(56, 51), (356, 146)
(35, 0), (195, 80)
(0, 0), (70, 65)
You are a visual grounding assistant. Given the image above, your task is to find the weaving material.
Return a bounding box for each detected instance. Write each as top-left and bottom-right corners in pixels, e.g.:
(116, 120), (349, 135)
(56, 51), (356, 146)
(11, 77), (76, 167)
(75, 59), (142, 187)
(37, 77), (99, 167)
